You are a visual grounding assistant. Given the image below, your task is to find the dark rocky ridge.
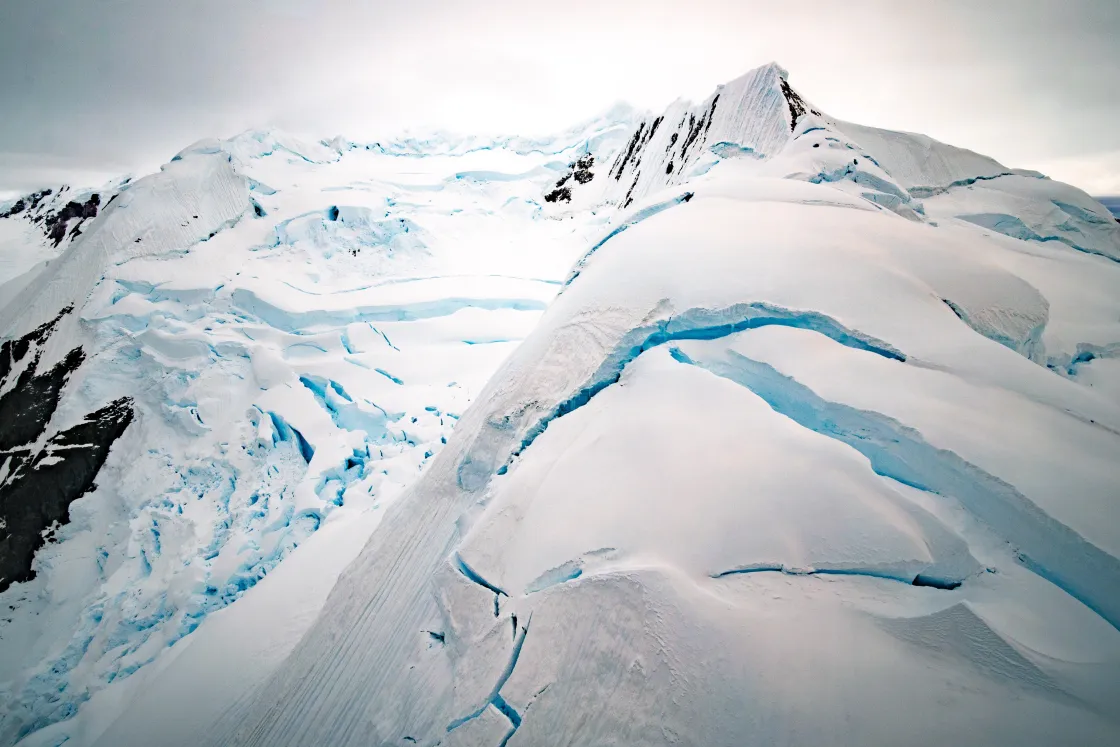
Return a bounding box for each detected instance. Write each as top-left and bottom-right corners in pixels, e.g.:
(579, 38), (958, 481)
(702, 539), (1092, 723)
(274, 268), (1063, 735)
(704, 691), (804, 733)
(1, 187), (107, 247)
(0, 307), (84, 451)
(608, 94), (726, 208)
(606, 72), (819, 210)
(779, 77), (820, 131)
(0, 189), (53, 220)
(545, 154), (595, 203)
(0, 307), (134, 593)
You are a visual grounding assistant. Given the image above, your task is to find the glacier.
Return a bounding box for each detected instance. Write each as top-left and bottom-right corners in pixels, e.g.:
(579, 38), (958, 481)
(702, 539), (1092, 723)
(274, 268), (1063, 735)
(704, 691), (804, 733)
(0, 62), (1118, 747)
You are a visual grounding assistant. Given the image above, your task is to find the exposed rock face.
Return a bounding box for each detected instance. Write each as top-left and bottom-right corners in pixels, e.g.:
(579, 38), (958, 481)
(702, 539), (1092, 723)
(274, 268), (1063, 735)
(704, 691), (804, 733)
(1, 188), (106, 247)
(43, 193), (102, 246)
(604, 63), (798, 207)
(779, 76), (820, 130)
(545, 154), (596, 203)
(0, 190), (53, 220)
(0, 307), (134, 593)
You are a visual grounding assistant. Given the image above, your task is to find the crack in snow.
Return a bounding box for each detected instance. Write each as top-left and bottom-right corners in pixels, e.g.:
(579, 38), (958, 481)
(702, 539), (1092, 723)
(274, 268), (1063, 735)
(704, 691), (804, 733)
(670, 345), (1120, 631)
(710, 563), (964, 590)
(908, 171), (1045, 199)
(563, 191), (694, 288)
(499, 302), (904, 475)
(446, 616), (531, 743)
(454, 552), (509, 599)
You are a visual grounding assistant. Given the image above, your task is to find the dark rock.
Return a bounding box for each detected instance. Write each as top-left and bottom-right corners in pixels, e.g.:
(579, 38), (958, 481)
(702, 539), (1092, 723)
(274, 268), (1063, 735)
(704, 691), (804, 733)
(704, 94), (720, 134)
(623, 174), (639, 208)
(613, 121), (646, 180)
(679, 102), (713, 164)
(0, 305), (135, 593)
(42, 193), (101, 247)
(0, 347), (85, 451)
(0, 189), (52, 219)
(0, 306), (77, 447)
(544, 187), (572, 203)
(546, 155), (594, 201)
(3, 188), (114, 247)
(780, 78), (816, 131)
(0, 398), (133, 593)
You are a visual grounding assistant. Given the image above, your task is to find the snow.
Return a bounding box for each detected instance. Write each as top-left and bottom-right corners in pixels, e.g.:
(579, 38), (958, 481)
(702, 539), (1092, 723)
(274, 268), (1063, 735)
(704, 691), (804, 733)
(604, 63), (795, 207)
(0, 220), (53, 291)
(830, 119), (1015, 194)
(0, 111), (626, 746)
(2, 63), (1119, 747)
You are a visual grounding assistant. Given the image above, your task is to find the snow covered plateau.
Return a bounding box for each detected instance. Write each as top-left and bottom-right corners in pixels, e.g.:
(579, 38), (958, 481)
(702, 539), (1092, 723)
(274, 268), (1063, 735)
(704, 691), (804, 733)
(1, 63), (1119, 747)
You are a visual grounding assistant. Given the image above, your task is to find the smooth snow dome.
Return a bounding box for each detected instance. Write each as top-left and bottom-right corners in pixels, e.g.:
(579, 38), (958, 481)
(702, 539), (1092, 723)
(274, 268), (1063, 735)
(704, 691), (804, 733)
(0, 63), (1119, 747)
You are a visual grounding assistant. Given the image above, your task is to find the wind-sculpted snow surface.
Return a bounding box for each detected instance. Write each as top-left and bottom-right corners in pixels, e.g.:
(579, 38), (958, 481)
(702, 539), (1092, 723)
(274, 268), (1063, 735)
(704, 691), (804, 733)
(925, 175), (1120, 263)
(6, 63), (1120, 747)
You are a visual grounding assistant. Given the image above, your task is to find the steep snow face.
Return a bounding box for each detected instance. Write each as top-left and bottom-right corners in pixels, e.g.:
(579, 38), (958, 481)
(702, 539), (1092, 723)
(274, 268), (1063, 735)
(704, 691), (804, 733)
(0, 118), (627, 747)
(0, 184), (129, 309)
(199, 68), (1120, 747)
(604, 62), (798, 206)
(2, 152), (251, 343)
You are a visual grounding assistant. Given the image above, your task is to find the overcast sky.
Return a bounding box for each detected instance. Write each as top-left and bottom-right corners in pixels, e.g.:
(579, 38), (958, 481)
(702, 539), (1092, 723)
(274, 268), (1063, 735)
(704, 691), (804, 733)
(1, 0), (1118, 195)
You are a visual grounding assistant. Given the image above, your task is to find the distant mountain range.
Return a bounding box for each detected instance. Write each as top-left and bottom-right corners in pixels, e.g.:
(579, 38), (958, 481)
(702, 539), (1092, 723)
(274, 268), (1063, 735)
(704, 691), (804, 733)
(1096, 195), (1120, 219)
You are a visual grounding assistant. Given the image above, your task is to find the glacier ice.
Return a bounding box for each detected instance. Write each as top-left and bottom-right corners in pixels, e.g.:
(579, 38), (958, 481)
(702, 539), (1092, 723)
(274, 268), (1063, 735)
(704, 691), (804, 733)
(0, 107), (627, 747)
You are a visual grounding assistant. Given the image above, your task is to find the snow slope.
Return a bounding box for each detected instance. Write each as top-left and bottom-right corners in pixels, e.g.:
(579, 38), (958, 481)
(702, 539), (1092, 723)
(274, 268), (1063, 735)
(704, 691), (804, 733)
(2, 63), (1119, 747)
(194, 65), (1119, 747)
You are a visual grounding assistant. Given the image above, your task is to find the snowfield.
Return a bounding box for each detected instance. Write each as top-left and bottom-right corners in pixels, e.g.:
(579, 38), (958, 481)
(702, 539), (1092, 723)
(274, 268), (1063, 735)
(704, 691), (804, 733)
(1, 63), (1118, 746)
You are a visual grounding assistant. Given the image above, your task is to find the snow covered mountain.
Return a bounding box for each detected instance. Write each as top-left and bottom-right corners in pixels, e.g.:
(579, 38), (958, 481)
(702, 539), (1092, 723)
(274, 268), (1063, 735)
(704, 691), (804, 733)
(2, 63), (1119, 747)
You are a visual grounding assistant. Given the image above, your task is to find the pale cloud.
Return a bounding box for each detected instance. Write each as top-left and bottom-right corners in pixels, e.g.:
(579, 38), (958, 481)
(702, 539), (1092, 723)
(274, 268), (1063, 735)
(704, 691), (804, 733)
(1, 1), (1117, 194)
(1025, 150), (1120, 196)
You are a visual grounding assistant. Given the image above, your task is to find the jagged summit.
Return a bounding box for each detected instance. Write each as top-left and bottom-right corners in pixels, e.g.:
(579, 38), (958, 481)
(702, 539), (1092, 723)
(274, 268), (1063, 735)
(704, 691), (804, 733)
(604, 62), (801, 206)
(595, 63), (1119, 262)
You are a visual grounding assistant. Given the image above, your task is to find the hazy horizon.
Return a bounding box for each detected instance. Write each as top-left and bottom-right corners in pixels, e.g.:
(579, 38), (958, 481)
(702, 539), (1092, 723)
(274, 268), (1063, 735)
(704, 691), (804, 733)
(2, 1), (1118, 197)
